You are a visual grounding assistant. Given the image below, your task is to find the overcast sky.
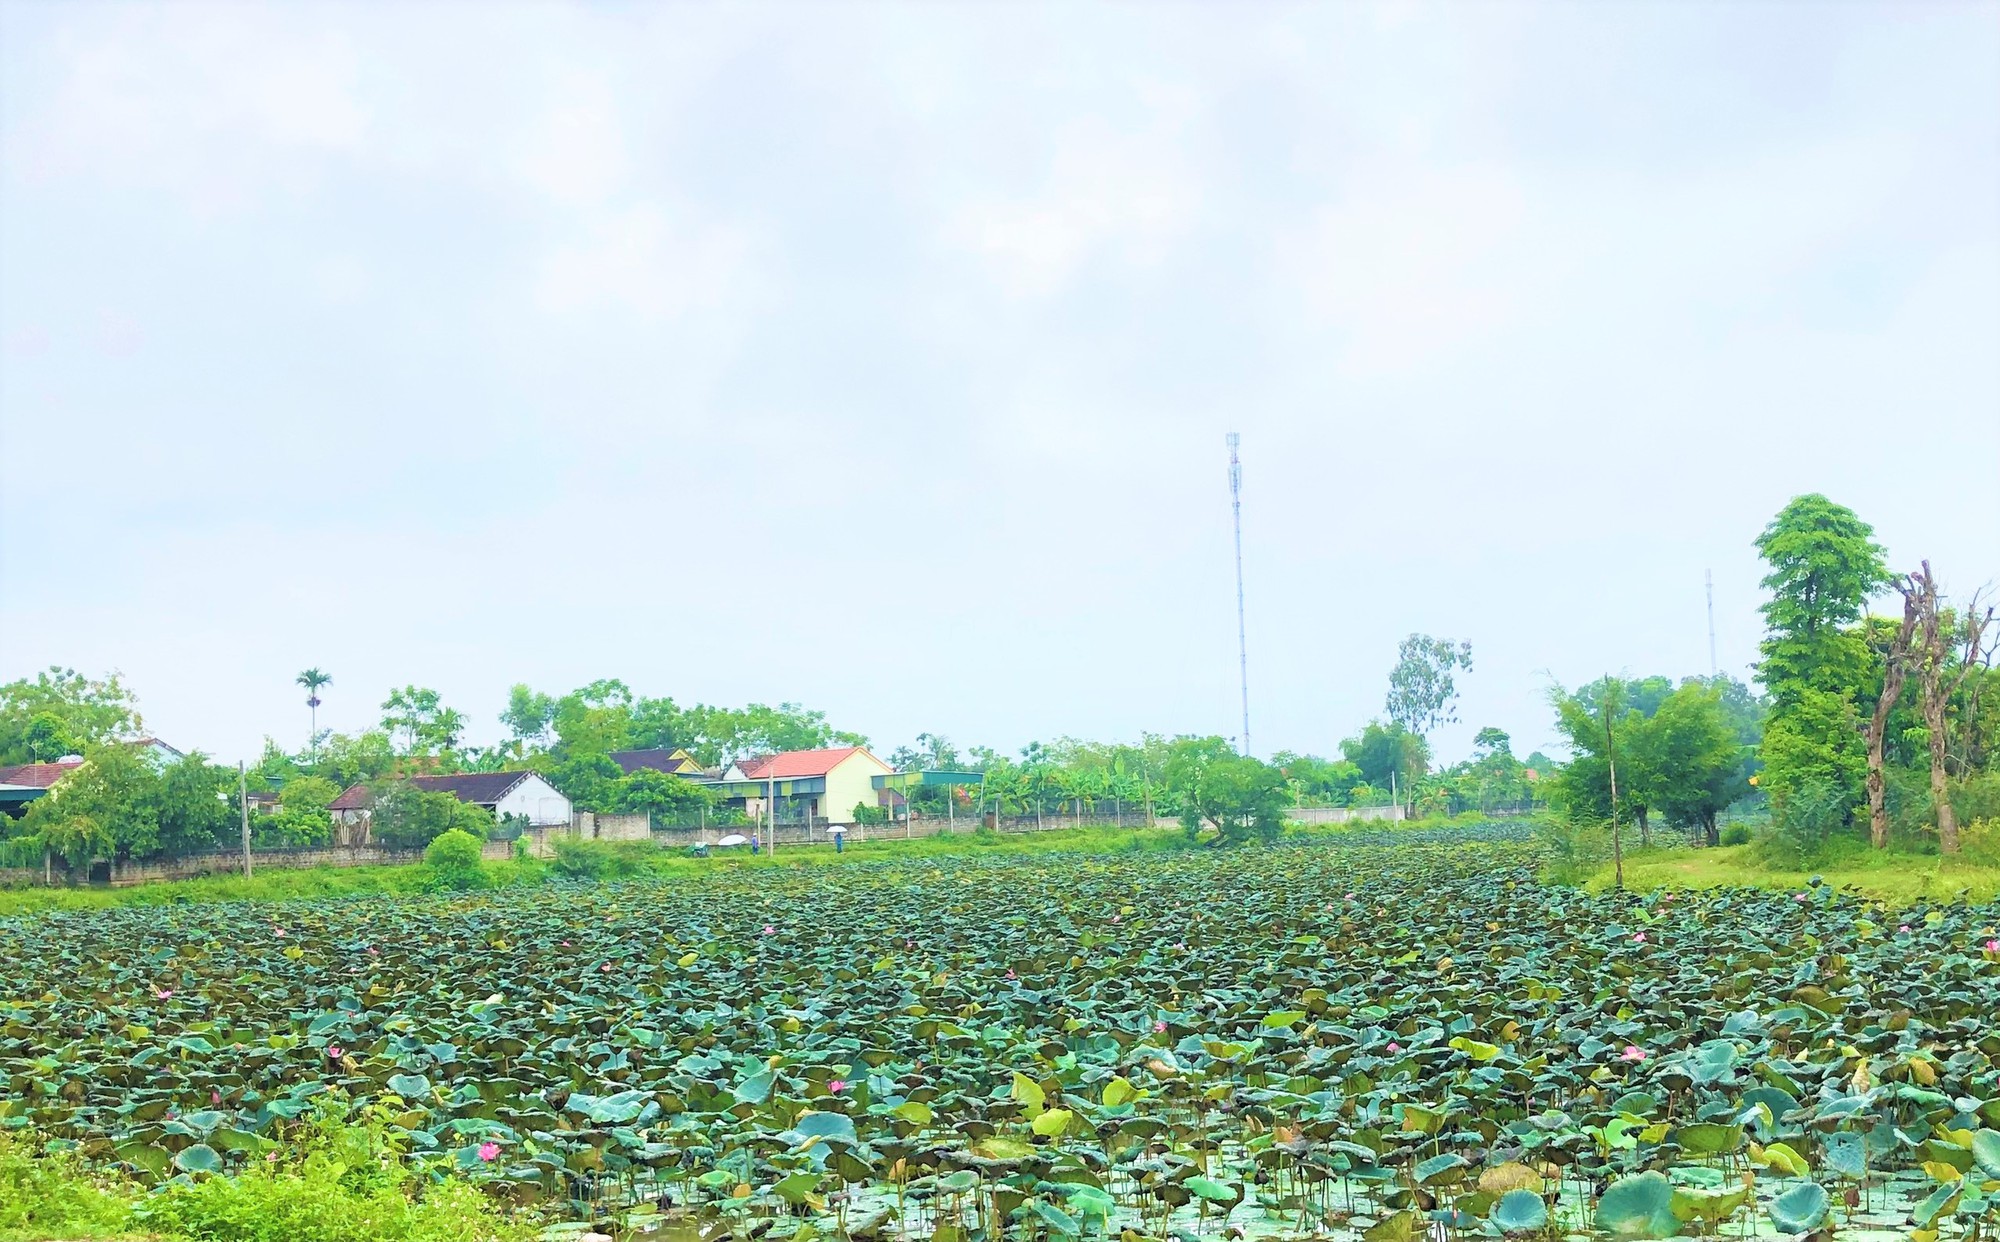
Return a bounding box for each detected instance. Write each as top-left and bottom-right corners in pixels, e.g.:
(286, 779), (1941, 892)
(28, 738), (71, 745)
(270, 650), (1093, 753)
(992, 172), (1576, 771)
(2, 1), (1997, 768)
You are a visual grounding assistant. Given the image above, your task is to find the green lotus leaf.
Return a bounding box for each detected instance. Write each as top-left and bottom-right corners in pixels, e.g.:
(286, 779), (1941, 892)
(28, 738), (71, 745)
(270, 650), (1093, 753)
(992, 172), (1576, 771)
(1766, 1182), (1829, 1234)
(1596, 1171), (1679, 1239)
(1489, 1188), (1547, 1233)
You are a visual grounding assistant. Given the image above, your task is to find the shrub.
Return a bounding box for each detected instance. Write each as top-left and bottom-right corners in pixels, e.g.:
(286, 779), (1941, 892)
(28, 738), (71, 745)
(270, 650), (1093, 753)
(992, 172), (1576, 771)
(422, 829), (487, 890)
(1718, 823), (1752, 847)
(1961, 818), (2000, 866)
(1536, 812), (1608, 887)
(1764, 777), (1850, 866)
(0, 1129), (131, 1238)
(549, 837), (658, 881)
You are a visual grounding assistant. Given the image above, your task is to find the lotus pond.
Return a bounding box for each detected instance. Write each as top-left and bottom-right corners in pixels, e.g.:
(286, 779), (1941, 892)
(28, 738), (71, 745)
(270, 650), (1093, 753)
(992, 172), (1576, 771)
(3, 830), (1999, 1240)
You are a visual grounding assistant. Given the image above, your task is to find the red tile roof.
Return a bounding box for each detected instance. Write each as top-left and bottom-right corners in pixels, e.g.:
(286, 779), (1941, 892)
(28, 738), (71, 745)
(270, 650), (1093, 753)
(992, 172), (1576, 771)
(0, 760), (83, 788)
(735, 747), (878, 779)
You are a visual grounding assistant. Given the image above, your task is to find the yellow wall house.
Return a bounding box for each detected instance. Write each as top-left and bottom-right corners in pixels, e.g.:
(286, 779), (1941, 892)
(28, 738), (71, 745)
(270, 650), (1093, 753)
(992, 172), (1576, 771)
(722, 747), (895, 825)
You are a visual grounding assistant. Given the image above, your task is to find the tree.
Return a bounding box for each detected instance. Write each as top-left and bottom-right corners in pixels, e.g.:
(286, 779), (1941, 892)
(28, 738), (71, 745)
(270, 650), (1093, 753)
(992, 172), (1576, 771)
(370, 782), (490, 849)
(257, 774), (340, 847)
(1339, 721), (1429, 803)
(1163, 737), (1288, 845)
(1385, 635), (1474, 739)
(380, 686), (465, 760)
(1270, 751), (1363, 805)
(547, 752), (625, 813)
(499, 684), (557, 748)
(14, 745), (156, 865)
(0, 667), (142, 767)
(1636, 684), (1752, 845)
(1908, 562), (1995, 855)
(1754, 495), (1889, 708)
(613, 769), (714, 823)
(1758, 688), (1867, 828)
(295, 668), (331, 747)
(1863, 579), (1920, 848)
(153, 753), (236, 856)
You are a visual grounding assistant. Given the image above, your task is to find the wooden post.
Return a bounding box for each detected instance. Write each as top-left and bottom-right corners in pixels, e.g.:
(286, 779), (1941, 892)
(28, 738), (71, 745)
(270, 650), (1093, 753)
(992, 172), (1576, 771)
(239, 761), (253, 880)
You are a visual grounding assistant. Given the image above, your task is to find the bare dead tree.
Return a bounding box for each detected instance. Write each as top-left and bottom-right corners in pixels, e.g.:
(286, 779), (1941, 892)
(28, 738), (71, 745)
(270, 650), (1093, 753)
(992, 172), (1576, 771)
(1864, 576), (1919, 849)
(1910, 561), (1995, 855)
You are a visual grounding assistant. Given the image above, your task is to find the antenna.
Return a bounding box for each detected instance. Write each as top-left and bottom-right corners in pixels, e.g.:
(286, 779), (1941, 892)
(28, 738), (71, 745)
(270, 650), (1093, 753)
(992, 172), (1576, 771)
(1228, 433), (1250, 757)
(1705, 569), (1718, 678)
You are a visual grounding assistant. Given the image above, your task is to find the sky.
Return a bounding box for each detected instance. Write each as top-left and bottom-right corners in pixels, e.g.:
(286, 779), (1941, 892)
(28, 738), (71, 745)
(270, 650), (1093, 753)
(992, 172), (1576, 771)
(2, 1), (1997, 769)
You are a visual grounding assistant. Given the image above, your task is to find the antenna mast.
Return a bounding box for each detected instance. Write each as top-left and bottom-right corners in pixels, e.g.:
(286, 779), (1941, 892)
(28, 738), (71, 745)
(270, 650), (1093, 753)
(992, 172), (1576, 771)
(1705, 569), (1718, 678)
(1228, 433), (1250, 756)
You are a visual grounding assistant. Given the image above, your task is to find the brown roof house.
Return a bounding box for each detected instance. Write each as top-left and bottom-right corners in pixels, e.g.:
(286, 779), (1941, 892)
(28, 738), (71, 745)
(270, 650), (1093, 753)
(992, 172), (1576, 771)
(330, 771), (573, 843)
(609, 748), (713, 779)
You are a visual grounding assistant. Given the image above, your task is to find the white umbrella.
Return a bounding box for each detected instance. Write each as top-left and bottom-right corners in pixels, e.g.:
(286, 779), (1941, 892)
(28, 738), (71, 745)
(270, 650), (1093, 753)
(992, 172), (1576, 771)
(715, 833), (749, 847)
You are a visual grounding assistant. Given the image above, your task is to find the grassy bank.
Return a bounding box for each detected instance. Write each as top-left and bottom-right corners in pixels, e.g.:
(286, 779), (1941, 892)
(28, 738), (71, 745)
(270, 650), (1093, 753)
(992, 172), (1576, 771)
(1585, 841), (2000, 903)
(0, 822), (1193, 916)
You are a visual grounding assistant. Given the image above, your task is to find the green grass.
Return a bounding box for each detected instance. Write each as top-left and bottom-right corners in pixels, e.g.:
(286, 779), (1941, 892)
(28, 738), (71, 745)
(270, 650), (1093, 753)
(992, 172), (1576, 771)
(0, 823), (1194, 916)
(1586, 841), (2000, 903)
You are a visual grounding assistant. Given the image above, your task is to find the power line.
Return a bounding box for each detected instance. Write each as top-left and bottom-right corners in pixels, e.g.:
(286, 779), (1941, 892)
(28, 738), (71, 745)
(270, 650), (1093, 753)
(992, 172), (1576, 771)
(1227, 433), (1250, 757)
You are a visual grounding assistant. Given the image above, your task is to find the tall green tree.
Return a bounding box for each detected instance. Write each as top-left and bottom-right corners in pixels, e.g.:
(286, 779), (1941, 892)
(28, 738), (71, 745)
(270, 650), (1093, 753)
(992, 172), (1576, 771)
(0, 668), (142, 767)
(1631, 684), (1753, 845)
(295, 668), (331, 746)
(1339, 721), (1429, 801)
(1754, 494), (1889, 708)
(379, 686), (465, 760)
(1385, 634), (1474, 739)
(1163, 737), (1287, 846)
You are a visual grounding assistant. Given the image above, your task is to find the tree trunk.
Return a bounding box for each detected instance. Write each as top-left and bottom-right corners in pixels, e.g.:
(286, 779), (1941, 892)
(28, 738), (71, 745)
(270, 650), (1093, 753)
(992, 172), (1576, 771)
(1926, 689), (1957, 854)
(1909, 563), (1993, 857)
(1702, 812), (1719, 848)
(1636, 807), (1650, 848)
(1866, 583), (1919, 849)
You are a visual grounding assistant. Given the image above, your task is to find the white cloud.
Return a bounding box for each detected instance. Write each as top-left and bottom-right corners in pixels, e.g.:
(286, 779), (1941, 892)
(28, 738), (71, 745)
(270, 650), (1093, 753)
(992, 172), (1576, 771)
(15, 6), (366, 211)
(947, 107), (1205, 298)
(535, 204), (753, 320)
(512, 74), (630, 207)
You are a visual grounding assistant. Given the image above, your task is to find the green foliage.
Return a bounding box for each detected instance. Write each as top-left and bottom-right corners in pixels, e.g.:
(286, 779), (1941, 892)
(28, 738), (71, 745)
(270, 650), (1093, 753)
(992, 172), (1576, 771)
(548, 836), (659, 880)
(611, 768), (714, 821)
(378, 686), (467, 760)
(367, 784), (490, 850)
(1384, 633), (1473, 738)
(0, 1128), (131, 1238)
(1718, 823), (1753, 846)
(0, 666), (142, 767)
(1754, 494), (1889, 710)
(850, 802), (889, 825)
(10, 747), (236, 865)
(1163, 737), (1287, 845)
(421, 829), (487, 889)
(1339, 721), (1428, 795)
(1760, 686), (1866, 825)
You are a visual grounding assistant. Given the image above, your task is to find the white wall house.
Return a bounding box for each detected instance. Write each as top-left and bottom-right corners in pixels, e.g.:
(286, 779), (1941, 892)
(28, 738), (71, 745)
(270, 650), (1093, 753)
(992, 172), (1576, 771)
(329, 770), (574, 839)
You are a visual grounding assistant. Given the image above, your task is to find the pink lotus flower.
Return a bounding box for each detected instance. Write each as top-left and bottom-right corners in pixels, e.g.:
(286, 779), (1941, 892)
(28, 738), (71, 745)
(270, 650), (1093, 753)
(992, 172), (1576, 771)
(326, 1045), (343, 1059)
(273, 927), (286, 937)
(560, 940), (570, 947)
(1985, 939), (1999, 953)
(1174, 943), (1186, 951)
(1898, 925), (1911, 934)
(600, 963), (613, 972)
(266, 1150), (280, 1164)
(1621, 1045), (1646, 1062)
(477, 1141), (500, 1162)
(828, 1079), (847, 1094)
(1794, 893), (1808, 902)
(1154, 1019), (1168, 1033)
(366, 946), (379, 956)
(1386, 1042), (1401, 1054)
(1111, 915), (1122, 923)
(1005, 969), (1017, 980)
(155, 988), (173, 999)
(1632, 932), (1646, 944)
(1344, 892), (1355, 901)
(762, 924), (776, 936)
(211, 1089), (221, 1104)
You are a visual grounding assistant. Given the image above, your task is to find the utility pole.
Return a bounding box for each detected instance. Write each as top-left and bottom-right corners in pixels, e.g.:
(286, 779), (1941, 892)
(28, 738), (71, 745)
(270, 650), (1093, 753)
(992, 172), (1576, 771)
(767, 766), (777, 855)
(1227, 433), (1250, 757)
(1705, 569), (1718, 679)
(238, 761), (253, 880)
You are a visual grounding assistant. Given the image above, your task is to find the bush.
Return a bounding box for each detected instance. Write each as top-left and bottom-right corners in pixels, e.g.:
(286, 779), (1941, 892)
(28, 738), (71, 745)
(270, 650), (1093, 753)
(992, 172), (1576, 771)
(1719, 823), (1753, 847)
(1961, 818), (2000, 866)
(549, 837), (659, 881)
(0, 1129), (130, 1238)
(421, 829), (487, 890)
(1536, 812), (1608, 887)
(1765, 777), (1851, 866)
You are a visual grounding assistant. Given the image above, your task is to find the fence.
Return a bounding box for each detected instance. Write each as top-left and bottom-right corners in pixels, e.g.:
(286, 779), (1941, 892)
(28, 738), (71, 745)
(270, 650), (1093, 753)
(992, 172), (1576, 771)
(1284, 805), (1406, 825)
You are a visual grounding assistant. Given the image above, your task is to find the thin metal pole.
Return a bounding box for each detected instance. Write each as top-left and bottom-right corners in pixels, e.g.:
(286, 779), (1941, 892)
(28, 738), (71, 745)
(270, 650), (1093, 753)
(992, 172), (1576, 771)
(767, 769), (776, 855)
(239, 761), (253, 879)
(1228, 432), (1250, 756)
(1705, 569), (1718, 679)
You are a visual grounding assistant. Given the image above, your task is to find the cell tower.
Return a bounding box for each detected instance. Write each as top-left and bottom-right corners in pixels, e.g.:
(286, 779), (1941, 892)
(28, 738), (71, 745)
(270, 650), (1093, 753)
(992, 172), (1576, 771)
(1228, 433), (1250, 756)
(1705, 569), (1718, 678)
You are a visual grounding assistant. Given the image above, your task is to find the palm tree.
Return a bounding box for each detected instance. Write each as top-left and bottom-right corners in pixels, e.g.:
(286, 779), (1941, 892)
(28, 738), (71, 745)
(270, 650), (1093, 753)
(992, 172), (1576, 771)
(296, 668), (331, 746)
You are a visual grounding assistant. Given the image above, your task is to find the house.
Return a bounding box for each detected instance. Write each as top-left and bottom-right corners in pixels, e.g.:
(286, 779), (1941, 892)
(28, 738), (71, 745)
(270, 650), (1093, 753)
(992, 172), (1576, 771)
(609, 748), (713, 780)
(715, 747), (896, 825)
(329, 771), (574, 839)
(131, 738), (185, 767)
(0, 760), (83, 817)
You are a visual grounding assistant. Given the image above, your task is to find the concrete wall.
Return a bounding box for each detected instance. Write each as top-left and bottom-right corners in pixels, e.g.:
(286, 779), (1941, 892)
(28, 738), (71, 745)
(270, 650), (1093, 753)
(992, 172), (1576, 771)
(1284, 804), (1405, 824)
